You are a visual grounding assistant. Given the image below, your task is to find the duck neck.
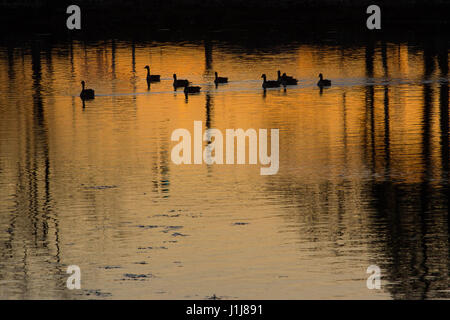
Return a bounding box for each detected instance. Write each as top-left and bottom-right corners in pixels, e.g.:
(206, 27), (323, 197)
(146, 68), (150, 76)
(81, 82), (85, 90)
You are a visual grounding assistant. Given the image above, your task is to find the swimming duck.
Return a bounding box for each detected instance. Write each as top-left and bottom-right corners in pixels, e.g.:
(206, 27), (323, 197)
(277, 70), (297, 82)
(262, 74), (281, 89)
(280, 72), (298, 85)
(145, 66), (160, 83)
(317, 73), (331, 87)
(184, 86), (201, 94)
(214, 72), (228, 84)
(173, 74), (189, 88)
(80, 81), (95, 99)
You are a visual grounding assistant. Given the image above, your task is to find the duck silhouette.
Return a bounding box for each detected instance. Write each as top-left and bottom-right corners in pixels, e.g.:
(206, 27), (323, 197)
(184, 86), (201, 94)
(214, 72), (228, 84)
(317, 73), (332, 87)
(145, 66), (160, 85)
(277, 70), (298, 85)
(262, 74), (281, 89)
(173, 74), (189, 89)
(80, 81), (95, 100)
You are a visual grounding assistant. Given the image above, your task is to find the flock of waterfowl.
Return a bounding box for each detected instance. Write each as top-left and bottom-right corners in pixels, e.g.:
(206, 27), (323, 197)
(79, 66), (332, 100)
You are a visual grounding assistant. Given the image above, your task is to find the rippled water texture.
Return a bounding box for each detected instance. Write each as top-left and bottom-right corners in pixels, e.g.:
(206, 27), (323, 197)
(0, 36), (449, 299)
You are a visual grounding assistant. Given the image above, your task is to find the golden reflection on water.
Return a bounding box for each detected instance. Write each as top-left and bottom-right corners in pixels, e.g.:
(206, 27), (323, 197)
(0, 38), (448, 299)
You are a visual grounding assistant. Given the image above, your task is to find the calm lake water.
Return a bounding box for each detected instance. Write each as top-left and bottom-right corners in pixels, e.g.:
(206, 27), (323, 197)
(0, 35), (448, 299)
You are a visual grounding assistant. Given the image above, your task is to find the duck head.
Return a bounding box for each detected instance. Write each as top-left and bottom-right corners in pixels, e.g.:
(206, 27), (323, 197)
(261, 74), (267, 80)
(173, 74), (177, 80)
(319, 73), (323, 80)
(144, 65), (149, 70)
(215, 72), (218, 78)
(81, 80), (85, 89)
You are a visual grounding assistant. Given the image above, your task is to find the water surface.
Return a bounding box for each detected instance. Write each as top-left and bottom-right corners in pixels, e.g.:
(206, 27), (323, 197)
(0, 36), (449, 299)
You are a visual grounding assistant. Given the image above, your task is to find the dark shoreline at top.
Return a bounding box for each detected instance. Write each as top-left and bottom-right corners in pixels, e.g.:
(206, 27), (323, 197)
(0, 2), (449, 40)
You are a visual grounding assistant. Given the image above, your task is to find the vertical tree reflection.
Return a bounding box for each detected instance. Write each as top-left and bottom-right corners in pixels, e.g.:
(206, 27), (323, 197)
(366, 40), (449, 299)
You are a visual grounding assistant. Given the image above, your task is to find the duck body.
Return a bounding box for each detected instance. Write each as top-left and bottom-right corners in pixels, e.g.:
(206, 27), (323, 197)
(317, 73), (331, 87)
(214, 72), (228, 84)
(145, 66), (160, 83)
(281, 73), (298, 85)
(184, 86), (201, 94)
(148, 75), (161, 82)
(80, 81), (95, 99)
(262, 74), (281, 89)
(277, 71), (298, 85)
(173, 74), (190, 88)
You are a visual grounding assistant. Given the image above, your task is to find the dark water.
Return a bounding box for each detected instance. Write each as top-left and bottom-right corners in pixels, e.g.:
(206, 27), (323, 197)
(0, 35), (448, 299)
